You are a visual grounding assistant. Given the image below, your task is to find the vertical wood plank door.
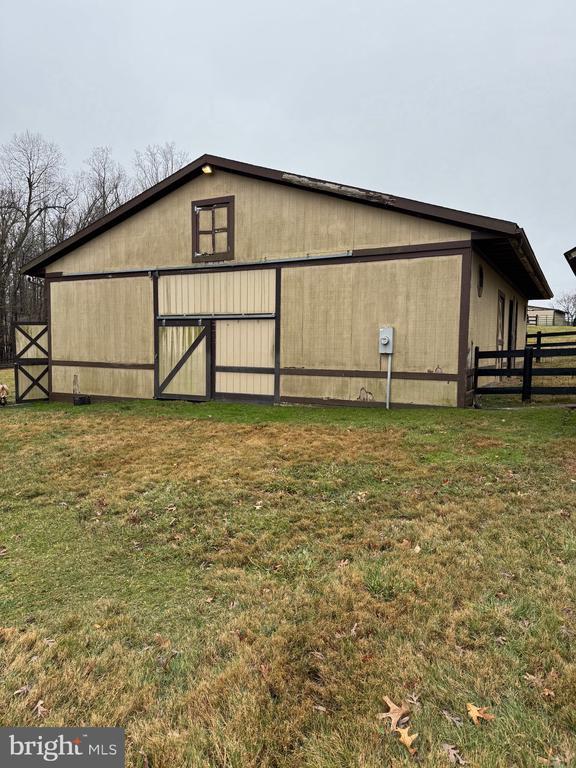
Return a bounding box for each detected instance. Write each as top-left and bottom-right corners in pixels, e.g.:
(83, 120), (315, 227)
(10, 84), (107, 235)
(214, 319), (275, 399)
(157, 323), (210, 400)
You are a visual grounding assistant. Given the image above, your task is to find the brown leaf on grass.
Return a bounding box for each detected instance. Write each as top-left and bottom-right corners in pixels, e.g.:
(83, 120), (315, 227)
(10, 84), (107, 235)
(0, 547), (7, 557)
(153, 633), (170, 649)
(466, 703), (495, 725)
(542, 688), (555, 699)
(377, 697), (410, 730)
(524, 672), (543, 688)
(33, 699), (48, 718)
(395, 726), (418, 756)
(13, 684), (31, 697)
(442, 743), (466, 764)
(442, 710), (463, 727)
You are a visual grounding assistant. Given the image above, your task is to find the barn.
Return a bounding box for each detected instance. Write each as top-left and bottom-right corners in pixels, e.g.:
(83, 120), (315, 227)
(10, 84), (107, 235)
(527, 304), (567, 327)
(18, 155), (552, 408)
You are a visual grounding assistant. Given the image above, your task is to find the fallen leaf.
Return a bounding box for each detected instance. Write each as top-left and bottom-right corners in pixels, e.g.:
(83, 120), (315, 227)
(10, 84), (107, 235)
(377, 697), (410, 730)
(33, 699), (48, 718)
(542, 688), (555, 699)
(313, 705), (327, 712)
(524, 673), (543, 688)
(442, 710), (463, 727)
(338, 559), (350, 568)
(466, 702), (495, 725)
(0, 547), (7, 557)
(407, 692), (420, 708)
(442, 743), (466, 764)
(413, 544), (421, 553)
(396, 726), (418, 756)
(13, 685), (31, 696)
(154, 634), (170, 649)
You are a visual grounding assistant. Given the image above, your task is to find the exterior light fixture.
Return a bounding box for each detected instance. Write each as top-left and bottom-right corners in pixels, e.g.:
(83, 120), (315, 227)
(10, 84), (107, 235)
(202, 164), (213, 175)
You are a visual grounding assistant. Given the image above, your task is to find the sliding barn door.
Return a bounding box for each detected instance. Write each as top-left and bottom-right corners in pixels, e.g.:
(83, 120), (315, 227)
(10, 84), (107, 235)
(214, 319), (275, 399)
(157, 322), (210, 400)
(14, 322), (49, 403)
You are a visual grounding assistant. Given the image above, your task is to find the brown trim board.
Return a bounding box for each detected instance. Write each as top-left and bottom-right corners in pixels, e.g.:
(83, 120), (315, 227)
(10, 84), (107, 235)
(152, 272), (159, 397)
(51, 361), (154, 370)
(280, 396), (440, 409)
(457, 248), (472, 408)
(274, 266), (282, 403)
(43, 241), (471, 282)
(280, 368), (459, 382)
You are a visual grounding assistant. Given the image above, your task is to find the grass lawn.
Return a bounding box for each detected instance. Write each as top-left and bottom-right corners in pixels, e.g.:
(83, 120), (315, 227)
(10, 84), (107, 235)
(0, 398), (575, 767)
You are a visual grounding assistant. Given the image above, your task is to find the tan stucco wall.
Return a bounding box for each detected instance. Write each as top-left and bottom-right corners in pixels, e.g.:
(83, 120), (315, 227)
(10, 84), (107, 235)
(51, 366), (153, 399)
(51, 277), (154, 365)
(48, 171), (470, 275)
(280, 254), (462, 406)
(281, 255), (462, 374)
(468, 251), (528, 370)
(280, 375), (457, 407)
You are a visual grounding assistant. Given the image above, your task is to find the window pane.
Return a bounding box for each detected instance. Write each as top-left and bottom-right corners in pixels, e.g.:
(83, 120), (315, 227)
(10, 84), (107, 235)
(215, 231), (228, 254)
(214, 206), (228, 229)
(199, 234), (214, 254)
(198, 209), (212, 231)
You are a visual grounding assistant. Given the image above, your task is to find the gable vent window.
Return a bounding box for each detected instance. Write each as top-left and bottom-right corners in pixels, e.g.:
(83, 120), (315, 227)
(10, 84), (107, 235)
(192, 196), (234, 262)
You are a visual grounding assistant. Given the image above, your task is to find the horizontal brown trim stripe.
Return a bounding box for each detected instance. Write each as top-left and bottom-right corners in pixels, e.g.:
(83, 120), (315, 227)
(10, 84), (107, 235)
(280, 396), (439, 409)
(215, 365), (275, 374)
(214, 392), (275, 403)
(50, 392), (144, 403)
(279, 368), (458, 382)
(44, 242), (468, 282)
(51, 360), (154, 370)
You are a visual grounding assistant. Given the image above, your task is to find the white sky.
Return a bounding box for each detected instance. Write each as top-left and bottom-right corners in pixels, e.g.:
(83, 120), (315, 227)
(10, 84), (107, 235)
(1, 0), (575, 300)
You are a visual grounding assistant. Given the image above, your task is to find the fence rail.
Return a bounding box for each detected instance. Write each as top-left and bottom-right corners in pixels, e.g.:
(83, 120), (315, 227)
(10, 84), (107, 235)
(474, 331), (576, 402)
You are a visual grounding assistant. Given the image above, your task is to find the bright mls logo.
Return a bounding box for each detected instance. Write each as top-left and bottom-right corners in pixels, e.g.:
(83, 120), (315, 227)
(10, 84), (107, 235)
(0, 728), (124, 766)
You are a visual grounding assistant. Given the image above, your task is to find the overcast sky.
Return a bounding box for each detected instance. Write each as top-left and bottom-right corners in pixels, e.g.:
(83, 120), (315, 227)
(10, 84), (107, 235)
(1, 0), (575, 299)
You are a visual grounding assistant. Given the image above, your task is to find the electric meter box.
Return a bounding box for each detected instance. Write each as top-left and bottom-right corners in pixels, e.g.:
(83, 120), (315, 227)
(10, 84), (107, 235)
(379, 326), (394, 354)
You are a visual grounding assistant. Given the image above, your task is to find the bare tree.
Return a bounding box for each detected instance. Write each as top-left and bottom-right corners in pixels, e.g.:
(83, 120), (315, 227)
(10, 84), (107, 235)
(555, 292), (576, 325)
(133, 142), (190, 192)
(0, 131), (73, 361)
(76, 146), (129, 227)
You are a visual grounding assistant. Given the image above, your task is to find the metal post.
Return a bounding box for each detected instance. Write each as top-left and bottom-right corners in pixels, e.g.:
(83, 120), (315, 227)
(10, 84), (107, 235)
(386, 354), (392, 410)
(522, 346), (534, 403)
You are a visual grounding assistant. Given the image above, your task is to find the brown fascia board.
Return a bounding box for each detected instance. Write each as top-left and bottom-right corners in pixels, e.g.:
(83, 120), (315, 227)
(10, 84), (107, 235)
(21, 153), (541, 282)
(564, 246), (576, 275)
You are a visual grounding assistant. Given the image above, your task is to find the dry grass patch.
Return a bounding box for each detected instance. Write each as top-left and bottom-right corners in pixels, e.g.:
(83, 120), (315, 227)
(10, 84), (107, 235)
(1, 401), (575, 766)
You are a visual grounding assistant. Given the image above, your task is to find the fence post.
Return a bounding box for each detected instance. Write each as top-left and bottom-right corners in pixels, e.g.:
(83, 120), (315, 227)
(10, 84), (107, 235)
(536, 330), (542, 363)
(473, 346), (479, 392)
(522, 346), (534, 403)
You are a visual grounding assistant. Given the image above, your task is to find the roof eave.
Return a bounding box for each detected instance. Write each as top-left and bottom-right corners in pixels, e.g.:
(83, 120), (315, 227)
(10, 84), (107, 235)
(564, 246), (576, 276)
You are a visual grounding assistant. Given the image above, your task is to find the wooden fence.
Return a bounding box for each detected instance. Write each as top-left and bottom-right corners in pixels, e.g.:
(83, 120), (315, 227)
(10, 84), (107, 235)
(474, 330), (576, 402)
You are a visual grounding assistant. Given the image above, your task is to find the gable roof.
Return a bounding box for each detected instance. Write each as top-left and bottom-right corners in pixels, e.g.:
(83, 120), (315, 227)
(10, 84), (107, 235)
(528, 304), (565, 313)
(22, 153), (552, 297)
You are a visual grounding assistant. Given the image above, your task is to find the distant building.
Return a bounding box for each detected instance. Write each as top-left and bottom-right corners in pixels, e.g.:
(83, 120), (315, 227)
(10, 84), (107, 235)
(527, 305), (567, 326)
